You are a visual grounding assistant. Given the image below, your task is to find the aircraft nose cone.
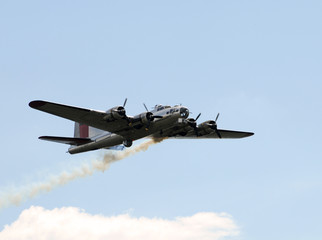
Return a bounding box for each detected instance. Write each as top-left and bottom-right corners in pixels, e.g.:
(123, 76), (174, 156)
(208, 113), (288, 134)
(180, 107), (189, 118)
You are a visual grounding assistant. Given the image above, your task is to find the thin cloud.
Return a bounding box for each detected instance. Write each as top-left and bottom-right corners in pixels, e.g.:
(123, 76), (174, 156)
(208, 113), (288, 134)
(0, 206), (240, 240)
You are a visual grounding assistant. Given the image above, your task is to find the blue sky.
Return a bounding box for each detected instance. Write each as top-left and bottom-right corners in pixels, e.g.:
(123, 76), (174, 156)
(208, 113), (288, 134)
(0, 1), (321, 239)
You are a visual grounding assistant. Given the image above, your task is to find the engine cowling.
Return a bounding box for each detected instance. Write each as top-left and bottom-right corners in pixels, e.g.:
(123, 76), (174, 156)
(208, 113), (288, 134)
(198, 120), (217, 134)
(130, 112), (153, 127)
(185, 118), (197, 128)
(103, 106), (126, 121)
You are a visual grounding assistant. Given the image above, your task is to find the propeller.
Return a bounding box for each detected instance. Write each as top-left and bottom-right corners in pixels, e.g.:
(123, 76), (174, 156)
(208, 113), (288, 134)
(215, 113), (220, 122)
(120, 98), (131, 123)
(143, 103), (148, 112)
(194, 113), (202, 136)
(210, 113), (222, 138)
(116, 99), (127, 117)
(186, 113), (201, 136)
(123, 98), (128, 107)
(143, 103), (162, 119)
(142, 103), (163, 130)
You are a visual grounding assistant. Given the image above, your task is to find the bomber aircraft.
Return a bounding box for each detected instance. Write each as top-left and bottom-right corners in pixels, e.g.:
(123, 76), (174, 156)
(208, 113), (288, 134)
(29, 99), (254, 154)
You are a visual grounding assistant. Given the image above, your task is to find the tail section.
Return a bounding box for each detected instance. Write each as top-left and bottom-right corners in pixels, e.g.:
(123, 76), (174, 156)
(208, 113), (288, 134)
(74, 122), (106, 139)
(38, 123), (123, 153)
(38, 123), (106, 147)
(74, 123), (89, 138)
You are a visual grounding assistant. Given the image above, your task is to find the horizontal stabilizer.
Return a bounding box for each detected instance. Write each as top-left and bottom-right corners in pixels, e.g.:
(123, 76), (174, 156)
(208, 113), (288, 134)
(39, 136), (92, 146)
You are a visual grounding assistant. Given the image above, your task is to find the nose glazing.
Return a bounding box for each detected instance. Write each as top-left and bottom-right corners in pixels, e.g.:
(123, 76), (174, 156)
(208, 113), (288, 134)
(180, 107), (189, 118)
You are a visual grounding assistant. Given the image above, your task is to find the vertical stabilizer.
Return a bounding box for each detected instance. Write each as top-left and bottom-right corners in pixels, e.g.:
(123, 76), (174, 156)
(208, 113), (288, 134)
(74, 122), (106, 139)
(74, 122), (80, 138)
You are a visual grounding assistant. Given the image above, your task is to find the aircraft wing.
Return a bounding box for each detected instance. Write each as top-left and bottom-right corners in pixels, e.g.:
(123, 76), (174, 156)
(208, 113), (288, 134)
(169, 129), (254, 139)
(29, 100), (129, 135)
(153, 122), (253, 139)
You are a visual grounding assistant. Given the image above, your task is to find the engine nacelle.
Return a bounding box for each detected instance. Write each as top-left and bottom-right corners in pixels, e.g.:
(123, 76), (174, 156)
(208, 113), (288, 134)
(130, 112), (153, 127)
(185, 118), (197, 128)
(198, 120), (217, 134)
(103, 106), (126, 121)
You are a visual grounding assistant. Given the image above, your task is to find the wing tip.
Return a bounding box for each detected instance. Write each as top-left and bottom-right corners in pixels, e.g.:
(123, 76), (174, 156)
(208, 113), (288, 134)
(29, 100), (46, 109)
(245, 132), (254, 137)
(38, 136), (48, 140)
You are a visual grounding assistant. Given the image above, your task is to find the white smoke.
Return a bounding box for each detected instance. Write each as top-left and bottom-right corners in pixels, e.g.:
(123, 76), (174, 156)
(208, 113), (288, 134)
(0, 139), (163, 210)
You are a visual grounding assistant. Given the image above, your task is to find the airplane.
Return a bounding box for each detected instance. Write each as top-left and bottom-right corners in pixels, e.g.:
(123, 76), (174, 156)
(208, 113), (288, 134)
(29, 99), (254, 154)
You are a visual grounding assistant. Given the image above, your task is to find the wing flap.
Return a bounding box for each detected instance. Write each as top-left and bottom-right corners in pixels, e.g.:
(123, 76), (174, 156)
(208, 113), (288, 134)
(39, 136), (92, 146)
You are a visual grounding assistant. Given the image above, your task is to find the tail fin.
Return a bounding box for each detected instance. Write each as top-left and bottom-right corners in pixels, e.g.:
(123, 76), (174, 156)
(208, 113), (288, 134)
(74, 122), (106, 139)
(74, 122), (88, 138)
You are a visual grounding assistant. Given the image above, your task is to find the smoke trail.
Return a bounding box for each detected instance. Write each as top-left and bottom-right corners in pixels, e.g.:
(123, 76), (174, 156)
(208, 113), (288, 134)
(0, 138), (164, 210)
